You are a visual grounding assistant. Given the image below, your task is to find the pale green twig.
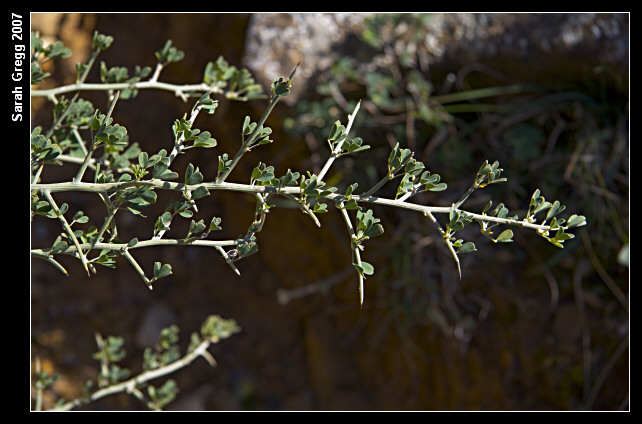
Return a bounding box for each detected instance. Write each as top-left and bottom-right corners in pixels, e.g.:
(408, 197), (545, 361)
(30, 180), (558, 233)
(31, 238), (238, 258)
(50, 332), (223, 411)
(318, 100), (361, 181)
(339, 206), (365, 307)
(42, 190), (90, 276)
(32, 81), (225, 103)
(74, 90), (121, 184)
(215, 91), (280, 184)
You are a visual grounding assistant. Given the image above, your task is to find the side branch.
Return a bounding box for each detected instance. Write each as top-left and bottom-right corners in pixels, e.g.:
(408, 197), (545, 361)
(31, 180), (556, 232)
(31, 238), (238, 257)
(50, 335), (222, 411)
(31, 81), (223, 101)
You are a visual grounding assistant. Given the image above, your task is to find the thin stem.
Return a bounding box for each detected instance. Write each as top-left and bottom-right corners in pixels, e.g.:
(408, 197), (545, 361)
(31, 250), (68, 276)
(42, 190), (91, 276)
(318, 100), (361, 181)
(169, 90), (211, 164)
(34, 358), (44, 412)
(31, 238), (239, 258)
(121, 249), (152, 287)
(339, 206), (364, 306)
(50, 335), (223, 411)
(30, 180), (557, 232)
(44, 92), (79, 140)
(216, 94), (281, 184)
(452, 183), (478, 210)
(361, 173), (393, 199)
(42, 46), (100, 140)
(74, 90), (121, 183)
(32, 81), (223, 101)
(31, 163), (45, 185)
(78, 47), (102, 85)
(215, 246), (241, 276)
(149, 62), (164, 83)
(86, 208), (117, 255)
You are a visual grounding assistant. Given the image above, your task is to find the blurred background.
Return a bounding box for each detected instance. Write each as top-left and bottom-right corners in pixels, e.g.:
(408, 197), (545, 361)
(30, 13), (629, 410)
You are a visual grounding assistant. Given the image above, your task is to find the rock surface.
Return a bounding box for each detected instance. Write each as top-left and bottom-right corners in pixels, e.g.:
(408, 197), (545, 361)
(243, 12), (628, 101)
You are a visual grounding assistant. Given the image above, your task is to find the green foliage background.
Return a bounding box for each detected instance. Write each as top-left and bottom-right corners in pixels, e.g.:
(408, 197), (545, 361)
(31, 13), (628, 410)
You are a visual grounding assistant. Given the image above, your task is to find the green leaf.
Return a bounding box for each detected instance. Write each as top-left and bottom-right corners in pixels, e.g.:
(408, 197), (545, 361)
(277, 169), (301, 187)
(153, 162), (178, 180)
(72, 211), (89, 224)
(200, 314), (241, 340)
(155, 40), (184, 64)
(242, 116), (252, 135)
(313, 202), (328, 213)
(208, 217), (222, 232)
(217, 153), (233, 177)
(340, 198), (360, 210)
(495, 229), (514, 243)
(566, 214), (587, 228)
(365, 223), (384, 238)
(189, 219), (207, 235)
(272, 76), (293, 97)
(190, 186), (210, 200)
(153, 262), (172, 279)
(354, 261), (374, 277)
(457, 241), (477, 253)
(92, 31), (114, 51)
(185, 163), (203, 185)
(192, 131), (217, 148)
(426, 182), (447, 191)
(546, 200), (565, 221)
(237, 239), (258, 259)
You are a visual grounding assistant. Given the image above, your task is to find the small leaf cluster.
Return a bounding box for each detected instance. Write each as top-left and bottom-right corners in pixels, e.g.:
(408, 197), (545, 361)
(192, 314), (242, 345)
(354, 208), (385, 248)
(250, 163), (301, 189)
(74, 31), (114, 82)
(30, 31), (72, 84)
(445, 208), (477, 253)
(232, 237), (259, 261)
(479, 201), (517, 244)
(474, 160), (507, 189)
(185, 217), (223, 240)
(336, 183), (360, 210)
(527, 189), (587, 247)
(215, 153), (234, 180)
(90, 110), (128, 150)
(373, 142), (447, 199)
(99, 61), (151, 99)
(147, 380), (178, 410)
(173, 115), (217, 149)
(299, 173), (337, 214)
(272, 76), (294, 98)
(45, 315), (239, 411)
(395, 155), (447, 199)
(327, 120), (370, 156)
(113, 182), (157, 217)
(147, 149), (178, 181)
(241, 115), (273, 149)
(203, 56), (264, 101)
(34, 368), (58, 392)
(30, 127), (62, 169)
(53, 97), (96, 132)
(155, 40), (185, 66)
(152, 194), (199, 236)
(93, 335), (130, 387)
(143, 325), (181, 371)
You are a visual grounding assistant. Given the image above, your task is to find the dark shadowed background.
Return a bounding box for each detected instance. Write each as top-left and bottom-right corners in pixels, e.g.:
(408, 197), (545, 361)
(31, 13), (629, 410)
